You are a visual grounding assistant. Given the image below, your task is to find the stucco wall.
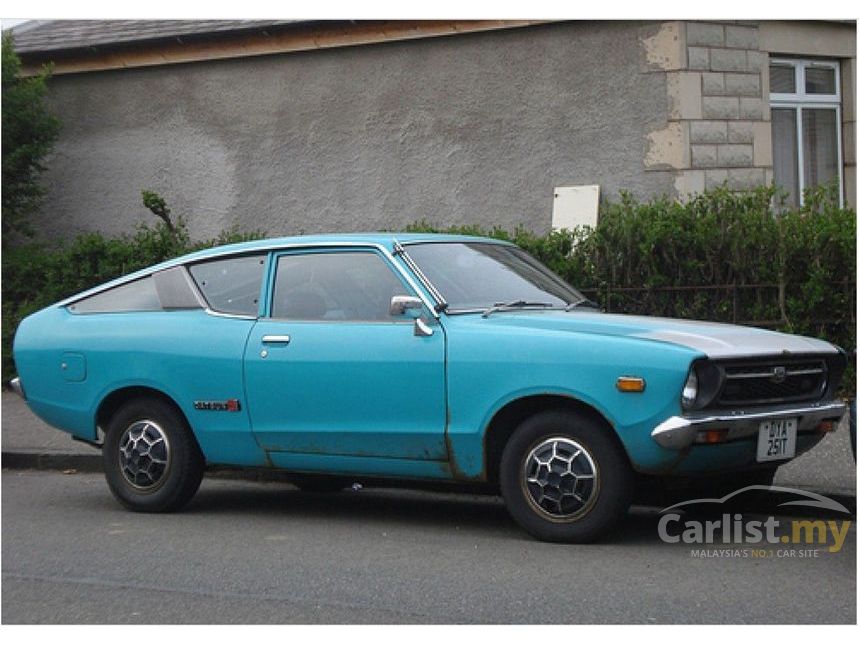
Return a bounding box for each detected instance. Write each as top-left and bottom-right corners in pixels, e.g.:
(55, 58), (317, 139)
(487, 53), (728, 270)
(37, 22), (673, 241)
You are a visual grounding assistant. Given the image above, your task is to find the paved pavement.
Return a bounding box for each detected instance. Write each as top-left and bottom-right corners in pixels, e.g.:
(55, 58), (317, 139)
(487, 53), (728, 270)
(2, 470), (856, 623)
(1, 391), (855, 497)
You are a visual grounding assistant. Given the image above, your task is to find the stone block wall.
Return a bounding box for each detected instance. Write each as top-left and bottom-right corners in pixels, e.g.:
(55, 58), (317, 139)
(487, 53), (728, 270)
(644, 21), (773, 198)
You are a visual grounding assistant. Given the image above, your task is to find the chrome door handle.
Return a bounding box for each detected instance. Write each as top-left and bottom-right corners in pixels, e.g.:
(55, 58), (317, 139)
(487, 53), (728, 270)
(261, 335), (291, 345)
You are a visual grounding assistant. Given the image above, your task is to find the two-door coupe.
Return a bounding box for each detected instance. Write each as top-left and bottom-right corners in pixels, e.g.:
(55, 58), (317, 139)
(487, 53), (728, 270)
(12, 234), (847, 542)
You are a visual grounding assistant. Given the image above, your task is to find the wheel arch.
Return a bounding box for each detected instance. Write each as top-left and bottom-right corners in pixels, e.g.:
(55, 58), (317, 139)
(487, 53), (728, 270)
(96, 385), (198, 448)
(482, 393), (631, 486)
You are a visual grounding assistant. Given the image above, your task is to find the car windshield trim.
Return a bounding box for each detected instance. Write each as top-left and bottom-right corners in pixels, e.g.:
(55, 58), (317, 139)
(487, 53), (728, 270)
(402, 241), (589, 313)
(393, 239), (448, 311)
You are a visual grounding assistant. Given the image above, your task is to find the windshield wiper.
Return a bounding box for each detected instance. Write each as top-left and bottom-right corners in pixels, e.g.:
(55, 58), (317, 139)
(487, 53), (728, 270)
(565, 298), (601, 311)
(481, 300), (555, 318)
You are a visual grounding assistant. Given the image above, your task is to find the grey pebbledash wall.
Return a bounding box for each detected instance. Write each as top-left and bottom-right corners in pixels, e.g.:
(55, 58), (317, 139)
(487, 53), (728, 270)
(36, 21), (674, 241)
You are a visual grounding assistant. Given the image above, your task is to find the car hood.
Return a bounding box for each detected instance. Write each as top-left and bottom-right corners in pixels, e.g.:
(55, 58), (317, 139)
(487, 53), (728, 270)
(469, 310), (838, 358)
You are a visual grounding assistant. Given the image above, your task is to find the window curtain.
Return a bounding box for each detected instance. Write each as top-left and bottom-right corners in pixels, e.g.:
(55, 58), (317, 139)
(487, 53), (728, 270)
(772, 108), (799, 207)
(802, 108), (839, 192)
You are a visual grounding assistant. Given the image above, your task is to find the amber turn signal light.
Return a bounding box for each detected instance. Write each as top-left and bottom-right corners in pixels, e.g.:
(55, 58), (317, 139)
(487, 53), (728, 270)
(703, 429), (728, 444)
(616, 377), (646, 393)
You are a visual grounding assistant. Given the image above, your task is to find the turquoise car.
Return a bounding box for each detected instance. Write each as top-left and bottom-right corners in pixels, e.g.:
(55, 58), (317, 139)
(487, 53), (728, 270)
(11, 234), (847, 542)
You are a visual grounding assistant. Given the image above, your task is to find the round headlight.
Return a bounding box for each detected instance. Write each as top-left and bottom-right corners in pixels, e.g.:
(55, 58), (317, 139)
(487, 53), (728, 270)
(681, 369), (698, 409)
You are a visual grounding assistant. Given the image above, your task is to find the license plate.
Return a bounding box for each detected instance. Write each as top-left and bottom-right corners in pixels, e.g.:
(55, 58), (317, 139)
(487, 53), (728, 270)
(757, 418), (797, 462)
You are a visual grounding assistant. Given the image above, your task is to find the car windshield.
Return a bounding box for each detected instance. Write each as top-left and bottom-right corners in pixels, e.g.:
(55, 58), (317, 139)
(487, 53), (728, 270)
(405, 242), (588, 311)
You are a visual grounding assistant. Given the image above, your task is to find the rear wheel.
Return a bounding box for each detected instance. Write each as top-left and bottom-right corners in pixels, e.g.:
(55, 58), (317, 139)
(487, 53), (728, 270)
(103, 397), (205, 512)
(500, 409), (633, 543)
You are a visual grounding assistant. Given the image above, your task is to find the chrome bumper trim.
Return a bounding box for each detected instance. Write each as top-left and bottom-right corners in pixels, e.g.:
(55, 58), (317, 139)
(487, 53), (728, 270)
(9, 377), (25, 400)
(651, 401), (847, 450)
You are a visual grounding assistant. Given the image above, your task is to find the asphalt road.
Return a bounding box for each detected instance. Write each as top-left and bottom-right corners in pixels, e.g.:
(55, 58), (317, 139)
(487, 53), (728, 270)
(2, 470), (856, 624)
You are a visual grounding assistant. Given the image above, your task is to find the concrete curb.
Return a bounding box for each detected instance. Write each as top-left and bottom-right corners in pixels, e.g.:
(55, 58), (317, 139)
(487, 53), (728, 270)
(2, 451), (103, 473)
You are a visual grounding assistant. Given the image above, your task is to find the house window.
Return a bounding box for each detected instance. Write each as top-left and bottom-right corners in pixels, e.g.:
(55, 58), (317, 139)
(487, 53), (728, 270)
(769, 59), (843, 207)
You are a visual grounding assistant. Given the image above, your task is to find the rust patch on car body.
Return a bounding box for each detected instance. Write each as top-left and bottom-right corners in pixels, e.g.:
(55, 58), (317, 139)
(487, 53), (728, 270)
(445, 432), (484, 482)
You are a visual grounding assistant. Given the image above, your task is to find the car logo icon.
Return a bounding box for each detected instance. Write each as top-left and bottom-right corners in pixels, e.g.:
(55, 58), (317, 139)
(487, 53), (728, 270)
(771, 366), (787, 383)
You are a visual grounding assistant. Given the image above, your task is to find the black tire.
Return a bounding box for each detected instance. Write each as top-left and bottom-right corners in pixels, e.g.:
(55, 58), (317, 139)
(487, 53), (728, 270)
(289, 473), (350, 493)
(103, 397), (205, 513)
(499, 409), (634, 543)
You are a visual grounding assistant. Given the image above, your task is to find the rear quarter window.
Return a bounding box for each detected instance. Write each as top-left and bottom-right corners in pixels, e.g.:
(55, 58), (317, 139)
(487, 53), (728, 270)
(68, 277), (162, 314)
(67, 267), (204, 314)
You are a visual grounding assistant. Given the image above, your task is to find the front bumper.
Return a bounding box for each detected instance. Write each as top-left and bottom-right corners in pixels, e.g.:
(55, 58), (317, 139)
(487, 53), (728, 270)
(651, 401), (846, 450)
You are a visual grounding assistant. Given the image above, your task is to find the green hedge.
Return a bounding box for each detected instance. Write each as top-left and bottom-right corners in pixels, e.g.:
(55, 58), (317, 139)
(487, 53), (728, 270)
(407, 184), (855, 394)
(2, 219), (261, 383)
(2, 185), (856, 394)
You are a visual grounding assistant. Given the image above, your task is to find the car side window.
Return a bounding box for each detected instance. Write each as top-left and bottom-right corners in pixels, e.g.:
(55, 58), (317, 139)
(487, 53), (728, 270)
(68, 267), (204, 314)
(68, 277), (162, 314)
(189, 254), (266, 316)
(271, 251), (410, 321)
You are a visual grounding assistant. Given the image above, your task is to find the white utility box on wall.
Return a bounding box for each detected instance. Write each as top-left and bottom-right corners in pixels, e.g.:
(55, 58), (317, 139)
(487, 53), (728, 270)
(551, 185), (600, 231)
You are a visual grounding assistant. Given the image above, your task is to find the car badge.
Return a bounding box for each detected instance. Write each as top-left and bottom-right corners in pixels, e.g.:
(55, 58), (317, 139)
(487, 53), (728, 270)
(193, 399), (242, 412)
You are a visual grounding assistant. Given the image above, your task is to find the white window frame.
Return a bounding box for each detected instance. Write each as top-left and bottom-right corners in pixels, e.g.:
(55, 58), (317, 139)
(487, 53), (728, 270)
(769, 58), (843, 207)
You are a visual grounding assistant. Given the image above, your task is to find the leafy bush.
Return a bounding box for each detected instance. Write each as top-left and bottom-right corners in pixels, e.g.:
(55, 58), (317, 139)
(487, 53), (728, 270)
(2, 33), (61, 240)
(3, 185), (854, 396)
(2, 216), (262, 383)
(409, 184), (856, 394)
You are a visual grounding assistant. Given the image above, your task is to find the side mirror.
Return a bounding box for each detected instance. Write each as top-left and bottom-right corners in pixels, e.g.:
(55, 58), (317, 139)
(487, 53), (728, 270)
(390, 295), (424, 317)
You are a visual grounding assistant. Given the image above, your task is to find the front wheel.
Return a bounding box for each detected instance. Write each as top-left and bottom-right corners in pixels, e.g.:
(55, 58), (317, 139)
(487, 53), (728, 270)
(500, 410), (634, 543)
(103, 397), (205, 512)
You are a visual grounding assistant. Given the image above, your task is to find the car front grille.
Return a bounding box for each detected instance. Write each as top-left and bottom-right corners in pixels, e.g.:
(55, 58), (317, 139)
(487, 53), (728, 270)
(716, 358), (828, 406)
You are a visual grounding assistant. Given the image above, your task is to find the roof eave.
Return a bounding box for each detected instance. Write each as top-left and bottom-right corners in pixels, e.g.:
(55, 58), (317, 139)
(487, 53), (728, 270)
(15, 20), (551, 76)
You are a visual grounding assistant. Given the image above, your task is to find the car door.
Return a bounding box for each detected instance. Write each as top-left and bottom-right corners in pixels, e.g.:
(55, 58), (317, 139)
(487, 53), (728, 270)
(243, 246), (447, 461)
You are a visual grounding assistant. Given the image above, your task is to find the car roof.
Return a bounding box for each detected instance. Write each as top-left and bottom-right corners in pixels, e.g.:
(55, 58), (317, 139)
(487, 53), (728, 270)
(176, 232), (510, 263)
(55, 232), (512, 307)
